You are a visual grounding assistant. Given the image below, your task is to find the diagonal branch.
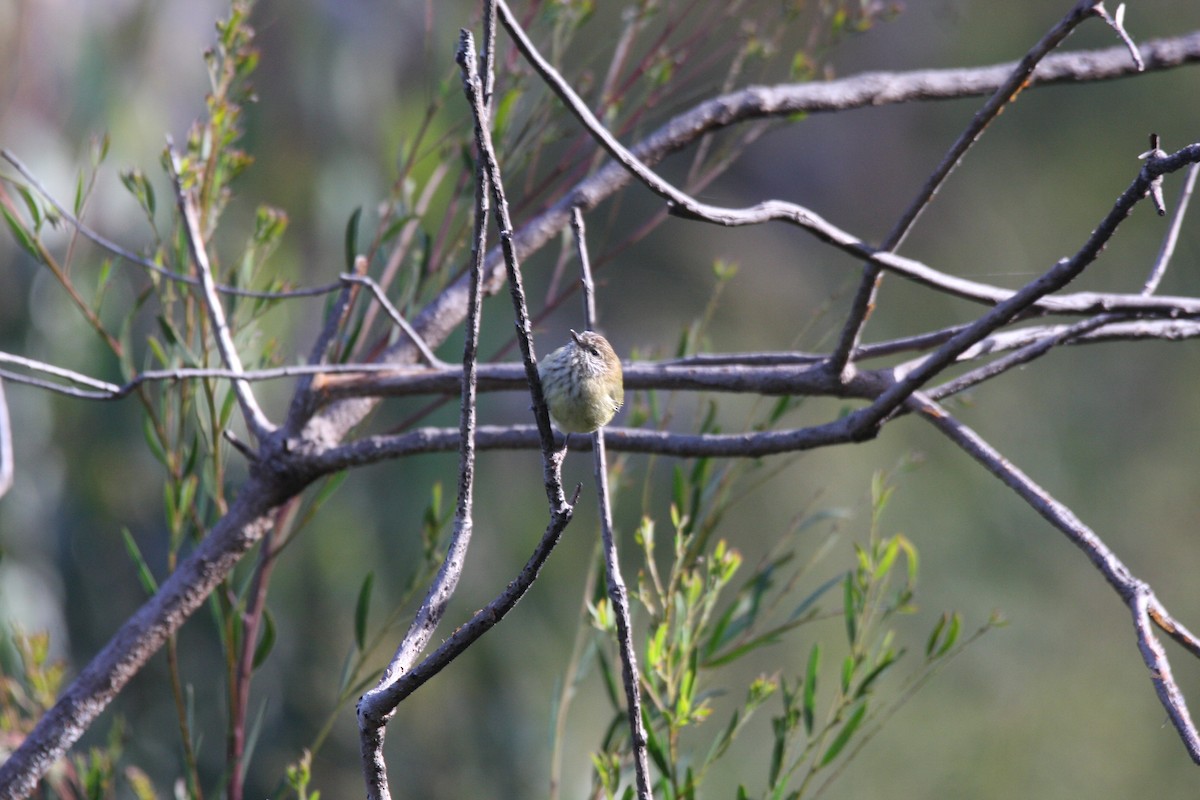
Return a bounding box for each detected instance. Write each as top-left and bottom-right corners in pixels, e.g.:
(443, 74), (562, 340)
(844, 143), (1200, 435)
(830, 0), (1120, 374)
(394, 25), (1200, 366)
(910, 391), (1200, 763)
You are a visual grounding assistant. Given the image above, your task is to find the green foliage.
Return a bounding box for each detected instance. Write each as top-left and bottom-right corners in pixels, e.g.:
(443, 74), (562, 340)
(0, 0), (904, 796)
(283, 750), (321, 800)
(0, 630), (152, 799)
(578, 465), (994, 799)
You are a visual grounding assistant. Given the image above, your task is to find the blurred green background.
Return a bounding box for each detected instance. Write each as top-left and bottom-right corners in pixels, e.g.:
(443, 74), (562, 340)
(3, 0), (1200, 797)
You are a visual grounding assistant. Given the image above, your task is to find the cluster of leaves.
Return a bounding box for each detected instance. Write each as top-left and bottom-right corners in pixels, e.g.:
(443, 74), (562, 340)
(562, 269), (995, 799)
(1, 3), (302, 797)
(584, 463), (996, 800)
(0, 630), (155, 800)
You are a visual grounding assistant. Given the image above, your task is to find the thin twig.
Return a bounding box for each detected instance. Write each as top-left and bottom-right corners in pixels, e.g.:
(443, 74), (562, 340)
(0, 355), (430, 402)
(0, 148), (345, 301)
(923, 314), (1119, 400)
(594, 426), (652, 798)
(0, 379), (13, 499)
(1142, 161), (1199, 295)
(1095, 2), (1145, 71)
(571, 207), (597, 328)
(165, 140), (274, 439)
(227, 500), (296, 800)
(575, 205), (653, 797)
(457, 25), (571, 498)
(830, 0), (1118, 374)
(843, 144), (1200, 436)
(340, 273), (445, 367)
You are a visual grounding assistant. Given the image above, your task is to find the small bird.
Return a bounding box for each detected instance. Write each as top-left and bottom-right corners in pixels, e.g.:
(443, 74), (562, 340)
(537, 329), (624, 433)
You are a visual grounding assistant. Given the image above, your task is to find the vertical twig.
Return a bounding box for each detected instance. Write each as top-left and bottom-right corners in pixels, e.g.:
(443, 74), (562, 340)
(358, 16), (503, 799)
(571, 207), (597, 328)
(575, 208), (653, 798)
(0, 378), (12, 499)
(481, 0), (498, 115)
(226, 500), (297, 800)
(458, 24), (571, 495)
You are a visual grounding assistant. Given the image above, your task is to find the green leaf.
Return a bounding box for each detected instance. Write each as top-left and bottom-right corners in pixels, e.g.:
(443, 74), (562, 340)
(344, 206), (363, 271)
(672, 466), (686, 521)
(120, 168), (156, 219)
(219, 385), (238, 428)
(644, 713), (671, 777)
(73, 170), (85, 216)
(936, 612), (961, 657)
(819, 700), (867, 766)
(840, 654), (855, 693)
(705, 621), (800, 668)
(243, 698), (269, 773)
(94, 259), (115, 307)
(142, 415), (168, 467)
(17, 186), (41, 231)
(705, 708), (741, 767)
(803, 643), (819, 735)
(788, 572), (842, 622)
(925, 613), (947, 658)
(490, 88), (520, 139)
(768, 718), (786, 788)
(177, 475), (198, 516)
(1, 204), (42, 263)
(854, 648), (902, 698)
(355, 572), (374, 651)
(336, 645), (357, 696)
(873, 536), (900, 580)
(121, 528), (159, 595)
(595, 649), (621, 711)
(765, 395), (799, 426)
(842, 572), (858, 645)
(378, 213), (415, 246)
(252, 608), (276, 668)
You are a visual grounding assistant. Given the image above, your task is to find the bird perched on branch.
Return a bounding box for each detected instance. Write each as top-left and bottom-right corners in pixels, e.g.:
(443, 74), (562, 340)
(538, 329), (624, 434)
